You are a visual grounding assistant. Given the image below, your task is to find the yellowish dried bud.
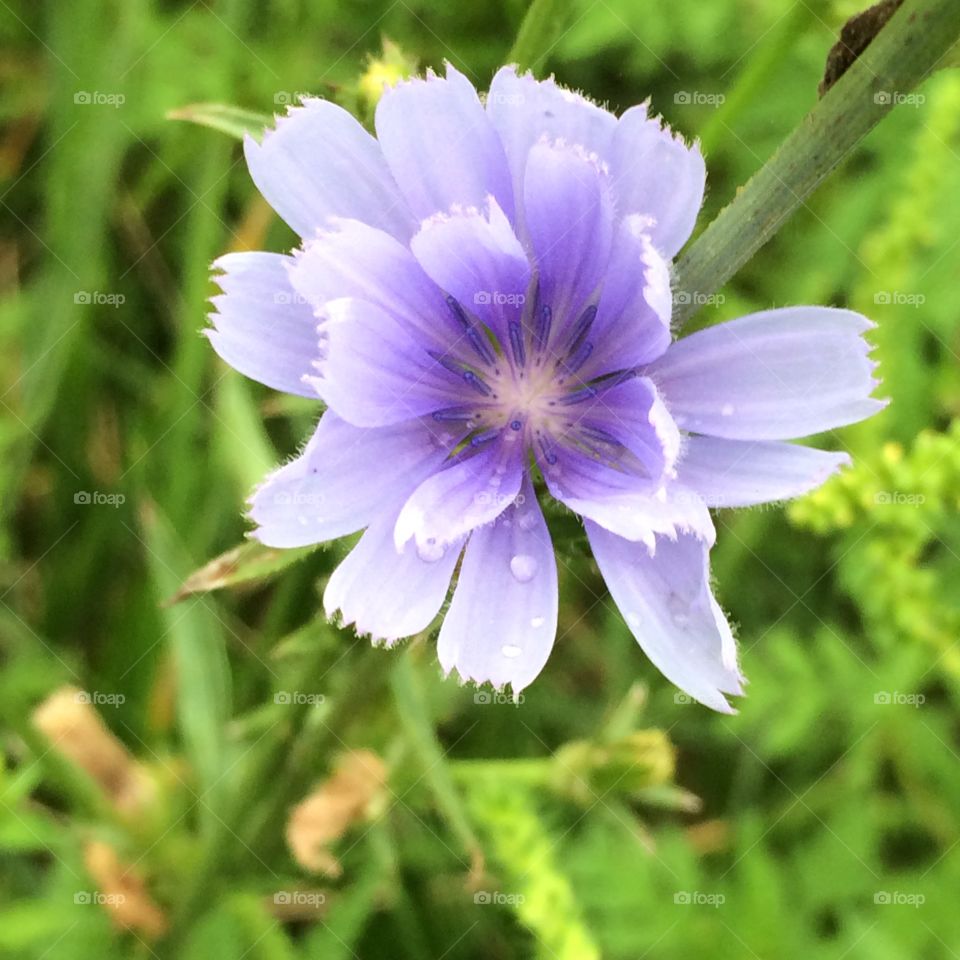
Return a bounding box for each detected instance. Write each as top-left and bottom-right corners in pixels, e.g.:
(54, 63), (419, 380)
(286, 750), (387, 875)
(83, 841), (167, 940)
(357, 39), (417, 113)
(32, 686), (153, 815)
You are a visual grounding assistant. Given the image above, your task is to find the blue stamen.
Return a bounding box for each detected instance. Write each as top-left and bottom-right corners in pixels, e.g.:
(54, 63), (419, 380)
(562, 340), (594, 374)
(447, 295), (495, 365)
(534, 304), (552, 351)
(463, 370), (493, 396)
(508, 320), (526, 368)
(567, 305), (597, 352)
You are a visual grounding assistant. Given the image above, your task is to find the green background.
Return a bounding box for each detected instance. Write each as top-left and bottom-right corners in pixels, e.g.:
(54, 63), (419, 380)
(2, 0), (960, 956)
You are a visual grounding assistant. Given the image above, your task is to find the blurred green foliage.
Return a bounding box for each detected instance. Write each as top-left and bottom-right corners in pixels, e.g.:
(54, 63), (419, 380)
(2, 0), (960, 957)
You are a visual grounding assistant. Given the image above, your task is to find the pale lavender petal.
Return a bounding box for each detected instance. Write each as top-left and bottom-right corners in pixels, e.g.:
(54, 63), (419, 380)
(375, 64), (514, 221)
(523, 139), (614, 340)
(394, 436), (525, 554)
(587, 523), (743, 712)
(249, 413), (451, 547)
(438, 478), (558, 692)
(409, 197), (530, 346)
(678, 436), (850, 508)
(580, 215), (672, 379)
(486, 66), (617, 206)
(647, 307), (886, 440)
(315, 297), (467, 427)
(206, 252), (318, 397)
(609, 107), (706, 258)
(324, 507), (462, 644)
(288, 219), (455, 357)
(244, 99), (415, 240)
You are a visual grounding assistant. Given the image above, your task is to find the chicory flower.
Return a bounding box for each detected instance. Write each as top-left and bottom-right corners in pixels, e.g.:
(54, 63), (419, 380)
(207, 65), (884, 710)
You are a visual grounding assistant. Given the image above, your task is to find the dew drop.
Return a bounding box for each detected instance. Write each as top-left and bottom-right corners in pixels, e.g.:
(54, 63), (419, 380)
(530, 616), (545, 628)
(501, 644), (523, 658)
(510, 554), (538, 582)
(720, 403), (735, 417)
(417, 539), (446, 563)
(667, 593), (690, 627)
(517, 511), (537, 532)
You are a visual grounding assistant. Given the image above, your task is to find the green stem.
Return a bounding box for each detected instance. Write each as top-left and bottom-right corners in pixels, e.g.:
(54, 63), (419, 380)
(673, 0), (960, 326)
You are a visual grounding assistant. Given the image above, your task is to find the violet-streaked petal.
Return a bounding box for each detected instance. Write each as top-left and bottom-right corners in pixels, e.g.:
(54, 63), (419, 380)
(316, 297), (468, 427)
(609, 107), (706, 258)
(395, 434), (524, 553)
(523, 139), (614, 340)
(410, 197), (531, 346)
(244, 99), (415, 240)
(586, 523), (743, 712)
(375, 64), (514, 221)
(324, 507), (462, 644)
(249, 413), (452, 547)
(206, 252), (319, 397)
(580, 216), (672, 379)
(677, 436), (850, 508)
(438, 477), (558, 692)
(486, 66), (617, 209)
(647, 307), (886, 440)
(288, 219), (455, 358)
(552, 376), (681, 483)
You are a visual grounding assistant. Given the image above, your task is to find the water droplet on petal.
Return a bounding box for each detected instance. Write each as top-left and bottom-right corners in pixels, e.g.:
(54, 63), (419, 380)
(530, 616), (545, 628)
(501, 644), (522, 658)
(667, 593), (690, 627)
(721, 403), (735, 417)
(417, 539), (446, 563)
(510, 554), (538, 582)
(517, 511), (537, 532)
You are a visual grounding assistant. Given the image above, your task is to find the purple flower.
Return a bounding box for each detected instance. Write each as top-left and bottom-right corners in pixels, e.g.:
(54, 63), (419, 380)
(207, 65), (884, 711)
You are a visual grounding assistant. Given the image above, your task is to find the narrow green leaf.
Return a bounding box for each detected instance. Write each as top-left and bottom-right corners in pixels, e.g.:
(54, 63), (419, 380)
(673, 0), (960, 325)
(507, 0), (571, 74)
(167, 540), (315, 605)
(167, 103), (273, 141)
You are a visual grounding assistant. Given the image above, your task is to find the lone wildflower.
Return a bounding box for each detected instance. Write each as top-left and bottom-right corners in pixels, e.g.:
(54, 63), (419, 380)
(207, 65), (884, 710)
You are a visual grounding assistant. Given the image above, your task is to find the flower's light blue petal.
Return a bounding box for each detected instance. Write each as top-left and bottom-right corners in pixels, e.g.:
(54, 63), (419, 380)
(580, 215), (672, 379)
(395, 435), (525, 554)
(609, 107), (706, 258)
(206, 252), (319, 397)
(289, 218), (457, 359)
(244, 99), (415, 240)
(486, 66), (617, 210)
(523, 139), (614, 341)
(586, 523), (743, 712)
(541, 378), (709, 548)
(375, 64), (514, 221)
(249, 413), (452, 547)
(324, 506), (462, 644)
(647, 307), (887, 440)
(678, 436), (850, 507)
(409, 197), (531, 347)
(438, 477), (558, 692)
(315, 297), (468, 427)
